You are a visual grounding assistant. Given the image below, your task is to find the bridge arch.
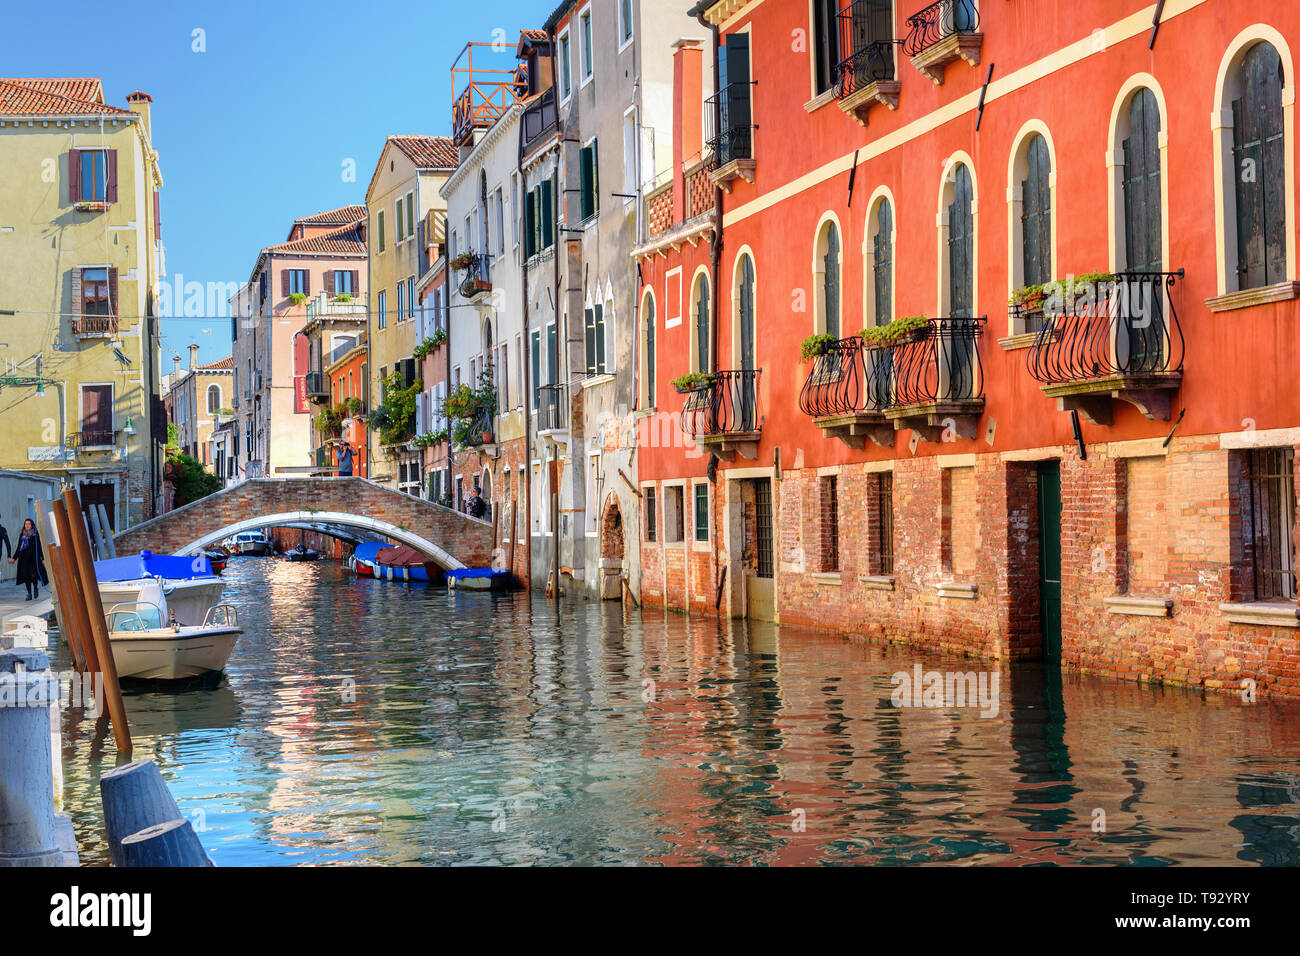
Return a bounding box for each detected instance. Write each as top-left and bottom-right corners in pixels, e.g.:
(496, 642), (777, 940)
(174, 511), (464, 570)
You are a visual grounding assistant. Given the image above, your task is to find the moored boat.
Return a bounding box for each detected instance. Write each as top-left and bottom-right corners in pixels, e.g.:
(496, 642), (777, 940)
(446, 567), (511, 591)
(372, 545), (441, 583)
(285, 544), (321, 562)
(95, 551), (225, 627)
(105, 579), (242, 680)
(346, 541), (389, 578)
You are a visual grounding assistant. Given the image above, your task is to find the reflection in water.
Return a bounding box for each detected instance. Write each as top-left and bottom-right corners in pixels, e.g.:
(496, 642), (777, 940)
(56, 560), (1300, 866)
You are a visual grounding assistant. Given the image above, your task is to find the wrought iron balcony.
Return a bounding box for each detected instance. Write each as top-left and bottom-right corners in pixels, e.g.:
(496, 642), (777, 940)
(66, 429), (117, 450)
(902, 0), (982, 84)
(681, 368), (761, 461)
(835, 3), (899, 125)
(457, 253), (491, 300)
(72, 314), (117, 337)
(537, 383), (568, 436)
(883, 316), (986, 440)
(305, 370), (329, 403)
(798, 336), (896, 448)
(1026, 271), (1184, 424)
(704, 83), (756, 191)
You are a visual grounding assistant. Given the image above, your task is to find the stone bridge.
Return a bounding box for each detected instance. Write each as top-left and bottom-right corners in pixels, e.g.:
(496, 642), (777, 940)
(115, 477), (492, 570)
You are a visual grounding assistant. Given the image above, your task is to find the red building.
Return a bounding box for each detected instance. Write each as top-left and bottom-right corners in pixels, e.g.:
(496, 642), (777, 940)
(637, 0), (1300, 697)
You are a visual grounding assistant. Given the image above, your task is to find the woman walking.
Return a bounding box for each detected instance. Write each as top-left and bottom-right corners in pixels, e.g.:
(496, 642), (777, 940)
(9, 518), (48, 601)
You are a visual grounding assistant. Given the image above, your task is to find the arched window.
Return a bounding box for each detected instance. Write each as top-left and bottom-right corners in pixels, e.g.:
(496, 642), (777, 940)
(692, 272), (711, 373)
(813, 220), (842, 338)
(1232, 42), (1287, 289)
(946, 164), (974, 315)
(206, 384), (221, 414)
(1121, 88), (1162, 274)
(870, 196), (893, 327)
(642, 290), (656, 408)
(1020, 134), (1051, 289)
(734, 252), (757, 430)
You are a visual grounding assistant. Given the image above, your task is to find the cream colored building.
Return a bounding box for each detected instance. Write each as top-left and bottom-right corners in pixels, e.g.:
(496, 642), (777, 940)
(0, 78), (165, 529)
(165, 344), (234, 466)
(365, 135), (457, 484)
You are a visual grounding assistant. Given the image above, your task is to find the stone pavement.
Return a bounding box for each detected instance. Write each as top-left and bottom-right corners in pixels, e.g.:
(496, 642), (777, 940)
(0, 579), (54, 632)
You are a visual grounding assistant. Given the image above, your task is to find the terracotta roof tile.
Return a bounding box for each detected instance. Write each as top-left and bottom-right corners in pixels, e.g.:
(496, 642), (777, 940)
(297, 205), (367, 225)
(198, 355), (235, 370)
(264, 221), (368, 256)
(387, 135), (458, 170)
(0, 77), (133, 116)
(520, 29), (548, 42)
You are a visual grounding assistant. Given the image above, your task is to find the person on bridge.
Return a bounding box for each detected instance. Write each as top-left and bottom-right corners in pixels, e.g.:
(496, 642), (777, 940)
(9, 518), (47, 601)
(465, 489), (487, 519)
(335, 441), (355, 478)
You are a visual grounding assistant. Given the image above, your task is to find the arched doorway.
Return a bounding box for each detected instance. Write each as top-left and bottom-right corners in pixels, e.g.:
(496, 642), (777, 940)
(599, 494), (625, 600)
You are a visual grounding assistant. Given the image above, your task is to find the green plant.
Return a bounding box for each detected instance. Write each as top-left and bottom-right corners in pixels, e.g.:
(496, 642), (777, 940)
(377, 373), (423, 446)
(450, 252), (476, 271)
(671, 371), (715, 393)
(345, 396), (363, 416)
(165, 421), (179, 452)
(335, 293), (353, 302)
(413, 328), (448, 359)
(1073, 271), (1117, 288)
(313, 406), (342, 435)
(289, 292), (308, 306)
(438, 367), (496, 447)
(860, 314), (930, 347)
(216, 406), (234, 417)
(800, 332), (838, 362)
(165, 451), (222, 507)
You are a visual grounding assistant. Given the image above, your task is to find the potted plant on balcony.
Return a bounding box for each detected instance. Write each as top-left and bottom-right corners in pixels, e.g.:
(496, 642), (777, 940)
(861, 314), (930, 348)
(800, 332), (838, 362)
(313, 406), (343, 437)
(289, 292), (308, 306)
(335, 293), (353, 302)
(345, 396), (363, 417)
(450, 252), (476, 271)
(670, 371), (715, 394)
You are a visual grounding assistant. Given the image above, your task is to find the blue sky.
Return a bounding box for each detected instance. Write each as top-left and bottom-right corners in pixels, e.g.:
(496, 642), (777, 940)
(6, 0), (538, 365)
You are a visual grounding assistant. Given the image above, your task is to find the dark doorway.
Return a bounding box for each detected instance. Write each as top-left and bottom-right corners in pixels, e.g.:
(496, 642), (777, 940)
(80, 481), (115, 533)
(1036, 461), (1062, 661)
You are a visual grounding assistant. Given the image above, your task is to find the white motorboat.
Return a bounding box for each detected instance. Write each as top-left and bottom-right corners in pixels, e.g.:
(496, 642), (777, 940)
(105, 580), (242, 680)
(94, 551), (225, 626)
(224, 531), (271, 556)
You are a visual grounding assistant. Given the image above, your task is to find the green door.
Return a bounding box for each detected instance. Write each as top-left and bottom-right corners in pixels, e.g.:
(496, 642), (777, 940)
(1036, 462), (1062, 661)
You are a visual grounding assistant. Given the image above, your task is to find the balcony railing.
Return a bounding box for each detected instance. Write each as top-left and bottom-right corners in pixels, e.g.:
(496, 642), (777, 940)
(66, 429), (116, 449)
(799, 336), (894, 418)
(889, 316), (986, 406)
(704, 84), (755, 169)
(315, 444), (331, 469)
(681, 369), (761, 440)
(902, 0), (980, 57)
(457, 253), (491, 299)
(836, 3), (897, 97)
(72, 314), (117, 337)
(451, 41), (525, 145)
(537, 383), (568, 434)
(1025, 272), (1185, 386)
(521, 88), (557, 151)
(305, 370), (329, 402)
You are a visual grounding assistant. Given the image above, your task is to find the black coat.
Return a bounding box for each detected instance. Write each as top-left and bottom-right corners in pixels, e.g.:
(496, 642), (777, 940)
(14, 530), (48, 587)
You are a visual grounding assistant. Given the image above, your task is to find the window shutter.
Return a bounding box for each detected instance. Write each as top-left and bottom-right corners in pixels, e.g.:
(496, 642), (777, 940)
(71, 269), (83, 319)
(580, 147), (594, 221)
(593, 140), (600, 214)
(542, 181), (554, 247)
(407, 194), (415, 240)
(68, 149), (81, 203)
(585, 307), (595, 374)
(351, 270), (360, 293)
(108, 267), (119, 317)
(281, 270), (290, 297)
(303, 271), (310, 296)
(595, 303), (606, 373)
(153, 190), (161, 237)
(525, 190), (537, 257)
(106, 150), (118, 203)
(326, 271), (335, 296)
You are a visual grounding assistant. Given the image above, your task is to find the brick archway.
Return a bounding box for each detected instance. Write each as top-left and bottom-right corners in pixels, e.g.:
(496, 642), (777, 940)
(599, 494), (625, 600)
(114, 478), (493, 571)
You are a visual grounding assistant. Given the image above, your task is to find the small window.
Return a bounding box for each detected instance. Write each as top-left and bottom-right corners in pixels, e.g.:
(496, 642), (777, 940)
(377, 291), (387, 330)
(286, 270), (307, 295)
(396, 282), (406, 321)
(333, 270), (355, 296)
(581, 10), (594, 81)
(206, 385), (221, 414)
(406, 191), (415, 242)
(821, 476), (840, 571)
(377, 210), (386, 253)
(81, 268), (113, 316)
(644, 487), (657, 541)
(1240, 447), (1296, 600)
(621, 0), (633, 43)
(396, 196), (406, 242)
(75, 149), (113, 202)
(642, 293), (656, 407)
(407, 278), (416, 319)
(584, 302), (606, 376)
(812, 0), (841, 96)
(873, 472), (894, 575)
(694, 484), (709, 542)
(560, 32), (572, 98)
(1231, 42), (1287, 290)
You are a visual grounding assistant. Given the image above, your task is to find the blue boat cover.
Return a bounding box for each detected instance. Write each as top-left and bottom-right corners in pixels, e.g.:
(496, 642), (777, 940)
(446, 567), (510, 580)
(94, 550), (212, 582)
(352, 542), (391, 563)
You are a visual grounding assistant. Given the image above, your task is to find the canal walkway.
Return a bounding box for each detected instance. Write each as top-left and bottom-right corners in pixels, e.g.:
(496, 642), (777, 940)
(0, 580), (53, 631)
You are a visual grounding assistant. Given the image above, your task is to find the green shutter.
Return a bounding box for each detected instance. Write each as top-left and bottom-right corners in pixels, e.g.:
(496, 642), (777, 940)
(541, 182), (554, 249)
(580, 147), (594, 222)
(525, 191), (536, 258)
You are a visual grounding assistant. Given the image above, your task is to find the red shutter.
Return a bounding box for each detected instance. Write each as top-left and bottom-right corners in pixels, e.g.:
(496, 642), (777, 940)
(153, 190), (161, 236)
(108, 267), (119, 317)
(281, 270), (290, 296)
(325, 270), (335, 296)
(68, 149), (81, 203)
(105, 150), (118, 203)
(303, 271), (310, 296)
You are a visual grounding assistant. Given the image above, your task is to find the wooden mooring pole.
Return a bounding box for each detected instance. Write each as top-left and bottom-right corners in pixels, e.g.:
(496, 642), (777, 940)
(61, 489), (131, 755)
(51, 500), (99, 676)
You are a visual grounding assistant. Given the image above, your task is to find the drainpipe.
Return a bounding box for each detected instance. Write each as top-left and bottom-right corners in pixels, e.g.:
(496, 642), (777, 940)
(518, 121), (533, 590)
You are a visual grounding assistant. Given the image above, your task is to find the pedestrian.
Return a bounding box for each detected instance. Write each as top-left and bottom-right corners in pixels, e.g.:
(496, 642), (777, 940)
(465, 488), (487, 519)
(9, 518), (48, 601)
(336, 441), (355, 478)
(0, 518), (11, 562)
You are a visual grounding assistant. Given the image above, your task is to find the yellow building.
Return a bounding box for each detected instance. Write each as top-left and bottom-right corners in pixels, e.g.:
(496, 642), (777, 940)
(365, 135), (456, 486)
(0, 78), (164, 530)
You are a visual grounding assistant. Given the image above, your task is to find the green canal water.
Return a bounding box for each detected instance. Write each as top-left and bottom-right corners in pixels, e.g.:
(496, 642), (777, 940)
(56, 558), (1300, 865)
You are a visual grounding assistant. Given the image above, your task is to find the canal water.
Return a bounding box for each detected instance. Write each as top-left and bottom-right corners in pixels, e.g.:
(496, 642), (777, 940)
(56, 558), (1300, 865)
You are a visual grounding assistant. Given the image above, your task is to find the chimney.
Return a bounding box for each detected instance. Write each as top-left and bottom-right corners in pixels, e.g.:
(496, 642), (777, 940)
(126, 90), (153, 141)
(172, 355), (181, 376)
(188, 343), (200, 369)
(672, 39), (706, 223)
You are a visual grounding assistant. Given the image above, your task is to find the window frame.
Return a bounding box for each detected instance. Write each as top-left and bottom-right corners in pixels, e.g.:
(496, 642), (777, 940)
(580, 6), (594, 86)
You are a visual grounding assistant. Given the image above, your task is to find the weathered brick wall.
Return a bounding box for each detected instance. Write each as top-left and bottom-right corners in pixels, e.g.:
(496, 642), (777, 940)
(445, 436), (530, 583)
(115, 477), (493, 568)
(1126, 455), (1167, 591)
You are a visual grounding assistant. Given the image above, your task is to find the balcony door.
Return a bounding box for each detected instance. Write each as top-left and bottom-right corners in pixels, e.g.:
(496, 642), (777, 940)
(945, 164), (975, 399)
(718, 34), (752, 164)
(737, 254), (756, 431)
(1122, 87), (1164, 372)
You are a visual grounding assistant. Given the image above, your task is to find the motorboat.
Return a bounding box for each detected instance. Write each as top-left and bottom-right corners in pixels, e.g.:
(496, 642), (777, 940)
(95, 551), (225, 627)
(285, 544), (321, 562)
(204, 548), (229, 574)
(446, 567), (511, 592)
(223, 531), (272, 556)
(346, 541), (389, 578)
(372, 545), (441, 583)
(105, 579), (242, 680)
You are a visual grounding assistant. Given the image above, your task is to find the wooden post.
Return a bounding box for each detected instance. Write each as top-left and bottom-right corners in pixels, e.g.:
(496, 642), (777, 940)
(62, 489), (130, 755)
(99, 759), (183, 866)
(505, 501), (517, 582)
(34, 507), (85, 673)
(86, 506), (105, 561)
(52, 500), (100, 677)
(97, 504), (117, 559)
